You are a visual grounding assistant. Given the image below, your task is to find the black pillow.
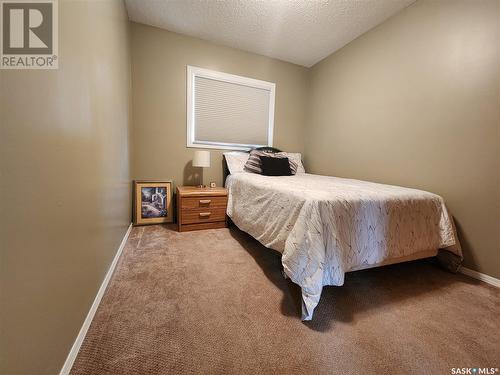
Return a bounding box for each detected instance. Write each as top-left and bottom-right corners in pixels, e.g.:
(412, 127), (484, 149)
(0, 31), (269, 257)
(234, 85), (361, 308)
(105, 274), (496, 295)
(259, 156), (292, 176)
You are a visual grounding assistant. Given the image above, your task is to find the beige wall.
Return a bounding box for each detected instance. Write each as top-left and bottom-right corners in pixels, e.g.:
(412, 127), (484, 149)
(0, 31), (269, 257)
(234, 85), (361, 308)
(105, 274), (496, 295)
(130, 22), (309, 187)
(306, 0), (500, 277)
(0, 1), (132, 374)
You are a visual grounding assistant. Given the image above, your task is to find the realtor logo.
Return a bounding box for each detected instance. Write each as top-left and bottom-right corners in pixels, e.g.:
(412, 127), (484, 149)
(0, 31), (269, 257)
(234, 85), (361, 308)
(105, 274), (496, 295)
(1, 0), (58, 69)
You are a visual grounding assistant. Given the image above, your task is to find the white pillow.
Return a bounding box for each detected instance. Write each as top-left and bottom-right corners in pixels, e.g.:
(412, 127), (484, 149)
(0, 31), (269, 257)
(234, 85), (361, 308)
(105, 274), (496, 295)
(283, 152), (306, 173)
(224, 152), (250, 174)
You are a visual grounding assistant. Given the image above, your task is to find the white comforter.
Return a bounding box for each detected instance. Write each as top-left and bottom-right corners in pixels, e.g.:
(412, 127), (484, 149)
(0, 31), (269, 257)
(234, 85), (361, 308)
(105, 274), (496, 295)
(226, 173), (462, 320)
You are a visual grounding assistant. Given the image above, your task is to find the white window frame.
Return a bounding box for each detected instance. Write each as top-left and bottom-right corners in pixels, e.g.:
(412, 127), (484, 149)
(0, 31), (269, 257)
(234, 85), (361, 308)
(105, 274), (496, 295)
(186, 65), (275, 151)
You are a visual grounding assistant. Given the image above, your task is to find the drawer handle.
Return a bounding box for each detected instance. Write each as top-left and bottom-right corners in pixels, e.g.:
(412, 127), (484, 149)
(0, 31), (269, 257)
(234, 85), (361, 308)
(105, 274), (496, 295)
(199, 212), (211, 218)
(199, 199), (211, 205)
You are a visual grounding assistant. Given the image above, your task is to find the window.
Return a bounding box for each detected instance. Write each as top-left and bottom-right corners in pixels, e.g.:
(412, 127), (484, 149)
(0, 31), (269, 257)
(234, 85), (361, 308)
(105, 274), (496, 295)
(187, 65), (275, 150)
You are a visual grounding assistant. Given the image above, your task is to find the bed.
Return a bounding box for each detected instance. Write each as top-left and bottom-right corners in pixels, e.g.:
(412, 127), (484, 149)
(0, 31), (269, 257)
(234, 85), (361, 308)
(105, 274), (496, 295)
(223, 148), (462, 320)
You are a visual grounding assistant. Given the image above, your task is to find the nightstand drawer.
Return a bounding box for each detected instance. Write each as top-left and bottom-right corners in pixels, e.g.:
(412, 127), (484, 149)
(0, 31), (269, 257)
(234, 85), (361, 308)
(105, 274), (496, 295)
(181, 196), (228, 210)
(180, 208), (226, 224)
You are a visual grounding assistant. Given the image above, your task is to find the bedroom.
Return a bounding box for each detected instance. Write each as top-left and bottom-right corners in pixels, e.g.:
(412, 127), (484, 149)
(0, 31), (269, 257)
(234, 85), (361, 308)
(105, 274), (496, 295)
(0, 0), (499, 374)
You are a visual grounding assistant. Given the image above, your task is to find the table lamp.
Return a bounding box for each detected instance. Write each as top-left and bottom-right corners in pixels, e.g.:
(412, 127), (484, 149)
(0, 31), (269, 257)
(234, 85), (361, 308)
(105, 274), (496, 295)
(192, 150), (210, 187)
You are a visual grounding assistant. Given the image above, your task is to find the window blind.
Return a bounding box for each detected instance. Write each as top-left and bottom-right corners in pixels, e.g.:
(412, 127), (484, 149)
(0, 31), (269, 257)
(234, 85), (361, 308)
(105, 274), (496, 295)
(187, 66), (275, 150)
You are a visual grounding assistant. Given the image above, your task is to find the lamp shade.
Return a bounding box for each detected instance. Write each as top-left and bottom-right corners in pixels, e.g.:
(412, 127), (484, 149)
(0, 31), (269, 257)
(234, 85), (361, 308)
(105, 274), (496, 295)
(192, 150), (210, 168)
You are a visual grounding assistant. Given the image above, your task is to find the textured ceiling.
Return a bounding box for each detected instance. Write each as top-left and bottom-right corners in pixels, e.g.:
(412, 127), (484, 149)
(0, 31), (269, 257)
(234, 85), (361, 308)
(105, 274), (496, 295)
(125, 0), (415, 67)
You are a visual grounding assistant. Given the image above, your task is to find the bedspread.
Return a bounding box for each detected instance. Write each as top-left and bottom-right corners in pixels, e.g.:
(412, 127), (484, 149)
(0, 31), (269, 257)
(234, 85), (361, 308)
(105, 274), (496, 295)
(226, 173), (462, 320)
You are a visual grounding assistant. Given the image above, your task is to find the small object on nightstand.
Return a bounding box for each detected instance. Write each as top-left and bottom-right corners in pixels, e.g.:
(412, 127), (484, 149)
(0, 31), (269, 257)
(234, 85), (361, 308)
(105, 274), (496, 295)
(176, 186), (228, 232)
(209, 182), (216, 188)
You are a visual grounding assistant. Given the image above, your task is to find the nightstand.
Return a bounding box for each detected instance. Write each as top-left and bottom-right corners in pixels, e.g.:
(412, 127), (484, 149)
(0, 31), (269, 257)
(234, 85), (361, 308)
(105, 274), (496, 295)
(176, 186), (228, 232)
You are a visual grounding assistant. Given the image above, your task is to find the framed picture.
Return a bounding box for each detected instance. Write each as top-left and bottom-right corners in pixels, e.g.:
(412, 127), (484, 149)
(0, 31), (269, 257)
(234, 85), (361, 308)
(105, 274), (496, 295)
(133, 180), (173, 225)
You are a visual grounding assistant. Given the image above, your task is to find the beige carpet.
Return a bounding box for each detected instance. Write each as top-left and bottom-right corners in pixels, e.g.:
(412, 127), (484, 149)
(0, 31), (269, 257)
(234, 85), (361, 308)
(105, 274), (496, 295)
(71, 224), (500, 375)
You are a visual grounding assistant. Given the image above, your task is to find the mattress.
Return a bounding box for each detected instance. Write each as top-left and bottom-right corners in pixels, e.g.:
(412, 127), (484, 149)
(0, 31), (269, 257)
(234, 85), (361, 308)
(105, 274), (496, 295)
(226, 172), (462, 320)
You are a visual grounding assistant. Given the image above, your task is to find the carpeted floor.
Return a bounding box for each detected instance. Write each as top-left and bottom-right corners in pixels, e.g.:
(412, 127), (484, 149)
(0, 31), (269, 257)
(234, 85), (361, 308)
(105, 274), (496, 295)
(71, 224), (500, 375)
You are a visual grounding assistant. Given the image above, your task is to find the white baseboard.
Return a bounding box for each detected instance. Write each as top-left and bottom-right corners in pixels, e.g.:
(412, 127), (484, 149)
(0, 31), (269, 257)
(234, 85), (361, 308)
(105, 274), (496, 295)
(59, 223), (133, 375)
(459, 266), (500, 288)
